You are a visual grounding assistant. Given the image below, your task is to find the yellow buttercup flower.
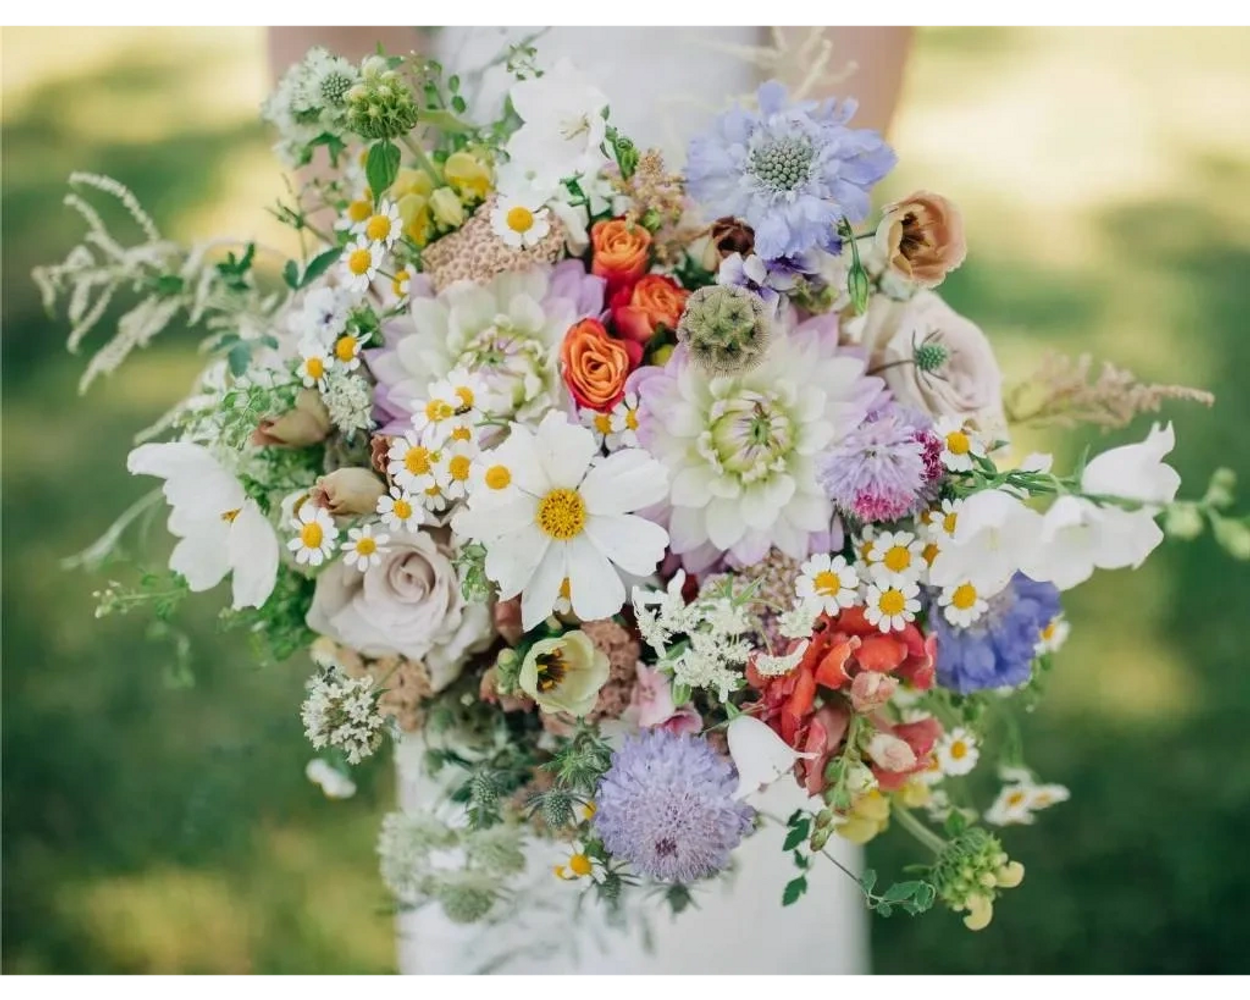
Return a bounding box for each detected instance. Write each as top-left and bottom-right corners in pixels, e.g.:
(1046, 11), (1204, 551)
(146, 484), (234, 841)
(393, 167), (435, 200)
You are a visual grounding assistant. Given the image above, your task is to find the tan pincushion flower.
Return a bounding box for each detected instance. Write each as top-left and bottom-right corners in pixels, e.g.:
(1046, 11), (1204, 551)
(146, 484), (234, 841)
(874, 191), (967, 288)
(422, 196), (565, 292)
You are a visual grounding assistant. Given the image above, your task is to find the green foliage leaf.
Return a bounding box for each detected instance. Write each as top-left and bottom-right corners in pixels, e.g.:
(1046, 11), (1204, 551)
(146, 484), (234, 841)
(366, 140), (401, 201)
(227, 343), (251, 378)
(782, 875), (808, 907)
(859, 868), (878, 895)
(282, 259), (299, 289)
(298, 248), (341, 289)
(783, 818), (811, 852)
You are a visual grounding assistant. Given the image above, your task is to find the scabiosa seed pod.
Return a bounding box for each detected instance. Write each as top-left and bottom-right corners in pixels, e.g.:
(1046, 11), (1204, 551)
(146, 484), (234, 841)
(345, 73), (419, 141)
(676, 284), (772, 376)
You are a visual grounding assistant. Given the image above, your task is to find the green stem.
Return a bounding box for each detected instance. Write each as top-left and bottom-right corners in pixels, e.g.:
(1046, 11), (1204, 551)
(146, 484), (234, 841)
(399, 133), (444, 184)
(891, 804), (947, 855)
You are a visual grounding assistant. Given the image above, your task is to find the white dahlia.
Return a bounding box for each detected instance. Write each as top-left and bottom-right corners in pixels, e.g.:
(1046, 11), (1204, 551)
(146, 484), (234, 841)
(636, 315), (879, 565)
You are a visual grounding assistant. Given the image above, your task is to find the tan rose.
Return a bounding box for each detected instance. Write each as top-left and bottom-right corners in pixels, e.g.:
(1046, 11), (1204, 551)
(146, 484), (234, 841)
(252, 389), (330, 447)
(874, 191), (967, 288)
(311, 467), (386, 516)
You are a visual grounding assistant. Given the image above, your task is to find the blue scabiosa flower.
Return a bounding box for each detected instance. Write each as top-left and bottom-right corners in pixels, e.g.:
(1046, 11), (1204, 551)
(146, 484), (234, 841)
(930, 574), (1062, 693)
(594, 729), (754, 883)
(686, 81), (896, 260)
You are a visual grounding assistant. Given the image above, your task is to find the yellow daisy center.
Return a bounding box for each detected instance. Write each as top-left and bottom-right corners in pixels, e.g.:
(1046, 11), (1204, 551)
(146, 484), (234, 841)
(536, 488), (586, 540)
(949, 740), (969, 760)
(883, 544), (913, 573)
(404, 446), (432, 476)
(506, 205), (535, 233)
(448, 455), (471, 482)
(334, 335), (358, 362)
(878, 588), (906, 616)
(450, 426), (473, 442)
(1041, 619), (1058, 641)
(952, 583), (979, 610)
(424, 485), (441, 498)
(945, 430), (971, 455)
(305, 356), (325, 379)
(943, 511), (959, 534)
(300, 522), (324, 549)
(347, 199), (372, 223)
(813, 570), (842, 596)
(1007, 791), (1028, 807)
(625, 409), (639, 431)
(454, 386), (475, 410)
(425, 398), (454, 422)
(364, 213), (392, 242)
(355, 536), (378, 557)
(922, 542), (940, 566)
(348, 248), (373, 276)
(484, 465), (512, 490)
(392, 498), (413, 520)
(594, 413), (612, 435)
(859, 540), (875, 562)
(568, 853), (592, 877)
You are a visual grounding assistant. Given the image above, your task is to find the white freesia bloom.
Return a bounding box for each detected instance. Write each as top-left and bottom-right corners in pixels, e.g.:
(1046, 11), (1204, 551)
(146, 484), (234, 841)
(504, 60), (609, 189)
(454, 412), (670, 630)
(727, 715), (816, 800)
(1081, 422), (1180, 506)
(127, 442), (279, 609)
(929, 488), (1041, 592)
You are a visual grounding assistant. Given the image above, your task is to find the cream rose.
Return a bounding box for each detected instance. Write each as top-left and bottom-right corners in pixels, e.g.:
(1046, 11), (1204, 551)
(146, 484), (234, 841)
(858, 290), (1006, 436)
(306, 528), (492, 691)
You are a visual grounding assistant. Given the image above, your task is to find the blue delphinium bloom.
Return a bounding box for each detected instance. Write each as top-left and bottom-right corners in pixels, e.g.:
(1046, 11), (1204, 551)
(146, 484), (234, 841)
(686, 81), (896, 260)
(930, 574), (1062, 693)
(594, 729), (754, 883)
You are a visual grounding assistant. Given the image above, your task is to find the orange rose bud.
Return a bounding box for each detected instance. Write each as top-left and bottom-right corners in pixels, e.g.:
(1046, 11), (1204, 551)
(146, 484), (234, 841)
(611, 274), (689, 344)
(590, 218), (651, 296)
(561, 318), (642, 412)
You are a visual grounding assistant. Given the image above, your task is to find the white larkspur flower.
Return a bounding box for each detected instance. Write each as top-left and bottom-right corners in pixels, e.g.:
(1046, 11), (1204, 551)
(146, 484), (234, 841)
(341, 238), (383, 293)
(606, 392), (641, 451)
(490, 196), (552, 249)
(296, 339), (333, 388)
(376, 487), (424, 532)
(935, 727), (980, 777)
(1035, 614), (1070, 655)
(127, 442), (279, 610)
(727, 715), (817, 800)
(866, 529), (925, 585)
(938, 579), (990, 628)
(289, 503), (338, 566)
(930, 488), (1042, 592)
(352, 198), (402, 248)
(454, 412), (670, 630)
(388, 432), (438, 494)
(341, 524), (390, 571)
(863, 578), (921, 633)
(795, 552), (860, 615)
(934, 415), (985, 472)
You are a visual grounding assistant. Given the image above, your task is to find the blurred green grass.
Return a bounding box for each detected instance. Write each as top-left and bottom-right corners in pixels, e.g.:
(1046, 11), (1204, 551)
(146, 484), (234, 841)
(3, 26), (1249, 974)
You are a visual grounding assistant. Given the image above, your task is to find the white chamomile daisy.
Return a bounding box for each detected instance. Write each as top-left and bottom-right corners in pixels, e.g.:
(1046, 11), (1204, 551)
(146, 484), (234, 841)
(938, 579), (989, 628)
(435, 438), (477, 501)
(330, 328), (366, 372)
(795, 553), (860, 615)
(853, 525), (879, 564)
(336, 194), (373, 233)
(935, 727), (980, 777)
(490, 196), (551, 249)
(376, 487), (423, 532)
(935, 416), (985, 473)
(468, 451), (520, 505)
(419, 483), (449, 514)
(1028, 783), (1070, 811)
(341, 238), (383, 293)
(387, 432), (439, 494)
(924, 498), (963, 544)
(863, 578), (921, 633)
(288, 504), (338, 566)
(341, 524), (390, 571)
(867, 529), (925, 585)
(353, 198), (402, 248)
(606, 393), (641, 450)
(1035, 615), (1070, 655)
(296, 340), (333, 388)
(985, 784), (1033, 826)
(579, 407), (614, 448)
(391, 268), (412, 300)
(413, 370), (485, 440)
(917, 752), (945, 786)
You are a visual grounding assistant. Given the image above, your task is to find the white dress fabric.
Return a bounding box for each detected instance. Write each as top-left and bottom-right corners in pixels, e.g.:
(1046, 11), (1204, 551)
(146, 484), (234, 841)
(396, 26), (868, 975)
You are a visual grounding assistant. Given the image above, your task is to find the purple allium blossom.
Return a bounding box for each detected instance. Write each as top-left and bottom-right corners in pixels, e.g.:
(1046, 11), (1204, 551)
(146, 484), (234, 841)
(686, 81), (896, 261)
(929, 574), (1062, 693)
(594, 730), (754, 883)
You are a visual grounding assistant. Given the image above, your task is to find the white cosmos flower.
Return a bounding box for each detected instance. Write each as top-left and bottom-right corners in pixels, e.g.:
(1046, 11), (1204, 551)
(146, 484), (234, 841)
(127, 442), (279, 609)
(795, 552), (859, 614)
(929, 488), (1042, 592)
(1081, 422), (1181, 506)
(726, 715), (817, 800)
(504, 59), (610, 188)
(453, 412), (670, 630)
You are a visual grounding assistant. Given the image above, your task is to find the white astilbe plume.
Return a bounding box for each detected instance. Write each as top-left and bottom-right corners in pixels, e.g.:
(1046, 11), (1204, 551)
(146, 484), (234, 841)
(301, 669), (387, 764)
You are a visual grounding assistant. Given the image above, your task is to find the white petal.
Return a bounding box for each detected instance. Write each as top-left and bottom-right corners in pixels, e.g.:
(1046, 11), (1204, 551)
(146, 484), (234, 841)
(704, 497), (747, 550)
(228, 502), (280, 609)
(491, 424), (551, 497)
(669, 464), (717, 508)
(581, 449), (670, 515)
(169, 520), (231, 592)
(534, 411), (596, 489)
(727, 716), (815, 800)
(128, 442), (243, 519)
(583, 513), (668, 577)
(566, 533), (625, 622)
(522, 544), (567, 631)
(485, 523), (550, 599)
(1092, 507), (1164, 570)
(455, 493), (538, 542)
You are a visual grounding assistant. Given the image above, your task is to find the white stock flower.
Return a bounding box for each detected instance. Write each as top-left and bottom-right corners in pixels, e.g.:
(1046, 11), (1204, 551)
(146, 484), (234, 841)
(727, 715), (816, 800)
(127, 442), (279, 610)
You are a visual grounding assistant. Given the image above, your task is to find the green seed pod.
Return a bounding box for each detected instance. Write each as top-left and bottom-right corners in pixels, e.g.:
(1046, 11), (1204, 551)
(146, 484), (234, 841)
(676, 284), (772, 376)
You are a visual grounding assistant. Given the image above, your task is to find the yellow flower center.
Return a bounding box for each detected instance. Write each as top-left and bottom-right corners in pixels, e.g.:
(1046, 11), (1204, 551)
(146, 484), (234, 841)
(593, 413), (612, 435)
(1041, 619), (1058, 641)
(300, 522), (324, 549)
(1007, 791), (1028, 807)
(534, 647), (568, 692)
(454, 386), (475, 410)
(355, 536), (377, 556)
(952, 583), (979, 610)
(392, 269), (410, 296)
(559, 577), (571, 600)
(536, 488), (586, 540)
(451, 426), (472, 442)
(305, 356), (325, 379)
(813, 570), (842, 596)
(392, 498), (413, 520)
(448, 455), (471, 482)
(424, 485), (441, 498)
(859, 540), (875, 562)
(364, 213), (392, 242)
(883, 544), (912, 573)
(922, 542), (940, 566)
(334, 335), (358, 362)
(950, 740), (969, 760)
(943, 511), (959, 534)
(221, 508), (241, 523)
(945, 430), (971, 456)
(625, 409), (639, 431)
(404, 446), (432, 476)
(878, 588), (906, 616)
(485, 465), (511, 490)
(582, 801), (596, 820)
(347, 248), (373, 276)
(506, 205), (535, 233)
(568, 853), (592, 877)
(425, 398), (454, 422)
(347, 199), (372, 223)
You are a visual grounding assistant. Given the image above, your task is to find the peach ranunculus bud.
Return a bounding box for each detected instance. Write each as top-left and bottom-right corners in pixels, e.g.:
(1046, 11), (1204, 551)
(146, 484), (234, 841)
(311, 467), (386, 516)
(874, 191), (967, 288)
(252, 389), (331, 447)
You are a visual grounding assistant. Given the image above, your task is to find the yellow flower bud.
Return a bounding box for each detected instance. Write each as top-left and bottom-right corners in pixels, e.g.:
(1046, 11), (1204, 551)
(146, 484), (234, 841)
(398, 193), (431, 246)
(962, 893), (994, 931)
(898, 779), (932, 809)
(429, 186), (466, 229)
(394, 167), (434, 199)
(855, 789), (891, 823)
(651, 344), (675, 366)
(995, 861), (1025, 889)
(444, 151), (492, 200)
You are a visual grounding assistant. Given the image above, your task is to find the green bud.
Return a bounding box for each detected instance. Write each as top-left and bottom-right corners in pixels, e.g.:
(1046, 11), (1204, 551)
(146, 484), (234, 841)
(848, 262), (870, 315)
(346, 75), (420, 141)
(1206, 467), (1237, 509)
(1212, 514), (1250, 560)
(1163, 502), (1204, 541)
(914, 341), (950, 373)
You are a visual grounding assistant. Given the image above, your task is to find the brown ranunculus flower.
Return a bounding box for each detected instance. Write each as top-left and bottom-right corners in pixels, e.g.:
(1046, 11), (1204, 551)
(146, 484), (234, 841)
(874, 191), (967, 288)
(560, 318), (641, 412)
(590, 218), (651, 295)
(709, 216), (755, 259)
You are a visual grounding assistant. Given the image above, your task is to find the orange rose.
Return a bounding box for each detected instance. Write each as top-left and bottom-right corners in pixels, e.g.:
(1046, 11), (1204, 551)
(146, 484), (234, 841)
(560, 318), (642, 412)
(611, 274), (690, 343)
(590, 218), (651, 296)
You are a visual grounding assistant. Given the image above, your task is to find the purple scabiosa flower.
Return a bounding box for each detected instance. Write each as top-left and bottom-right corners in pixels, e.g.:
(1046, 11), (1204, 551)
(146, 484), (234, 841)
(594, 729), (754, 883)
(929, 574), (1062, 693)
(686, 81), (896, 260)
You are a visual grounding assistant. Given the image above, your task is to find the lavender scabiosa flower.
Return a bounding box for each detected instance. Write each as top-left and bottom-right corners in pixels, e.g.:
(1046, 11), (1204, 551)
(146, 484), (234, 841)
(686, 81), (896, 261)
(594, 729), (754, 883)
(929, 574), (1062, 693)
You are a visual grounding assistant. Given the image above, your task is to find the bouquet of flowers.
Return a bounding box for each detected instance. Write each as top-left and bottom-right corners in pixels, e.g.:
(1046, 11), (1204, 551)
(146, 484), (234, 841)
(36, 40), (1249, 935)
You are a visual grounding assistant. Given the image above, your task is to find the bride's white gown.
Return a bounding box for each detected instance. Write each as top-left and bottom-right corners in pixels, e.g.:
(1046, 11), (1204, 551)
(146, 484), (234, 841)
(396, 26), (868, 975)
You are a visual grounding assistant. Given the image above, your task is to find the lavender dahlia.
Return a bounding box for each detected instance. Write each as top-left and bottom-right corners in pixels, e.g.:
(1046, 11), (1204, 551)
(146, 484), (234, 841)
(594, 729), (754, 883)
